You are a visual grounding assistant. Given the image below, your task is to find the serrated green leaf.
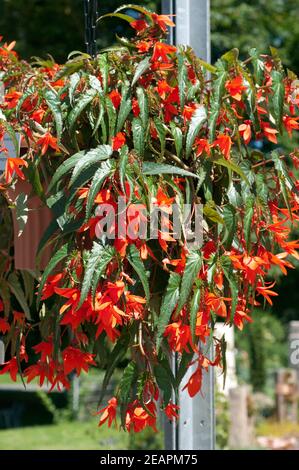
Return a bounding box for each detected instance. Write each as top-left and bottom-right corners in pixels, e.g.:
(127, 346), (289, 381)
(221, 204), (236, 247)
(91, 246), (116, 301)
(213, 157), (249, 185)
(69, 144), (112, 187)
(44, 88), (63, 141)
(136, 87), (148, 130)
(68, 88), (97, 136)
(170, 123), (183, 158)
(78, 242), (106, 308)
(142, 162), (198, 178)
(118, 362), (138, 405)
(244, 197), (254, 250)
(153, 117), (167, 157)
(176, 251), (202, 315)
(127, 244), (150, 301)
(209, 70), (228, 141)
(47, 150), (85, 192)
(119, 145), (129, 193)
(186, 105), (207, 158)
(132, 57), (151, 87)
(272, 71), (284, 130)
(116, 84), (131, 132)
(178, 52), (187, 110)
(132, 117), (144, 157)
(156, 273), (181, 350)
(221, 256), (238, 321)
(85, 160), (114, 221)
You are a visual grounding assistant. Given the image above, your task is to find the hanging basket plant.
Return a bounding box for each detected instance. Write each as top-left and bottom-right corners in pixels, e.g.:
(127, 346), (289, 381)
(1, 5), (299, 432)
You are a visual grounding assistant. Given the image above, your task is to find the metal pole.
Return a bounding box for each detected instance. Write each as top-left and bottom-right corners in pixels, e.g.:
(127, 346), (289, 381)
(0, 338), (4, 365)
(83, 0), (98, 57)
(162, 0), (214, 451)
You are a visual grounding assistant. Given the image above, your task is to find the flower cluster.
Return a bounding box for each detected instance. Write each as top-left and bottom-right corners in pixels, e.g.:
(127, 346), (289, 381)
(1, 5), (299, 432)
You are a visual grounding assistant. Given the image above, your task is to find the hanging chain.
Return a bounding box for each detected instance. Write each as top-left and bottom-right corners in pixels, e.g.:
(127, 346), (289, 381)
(83, 0), (98, 57)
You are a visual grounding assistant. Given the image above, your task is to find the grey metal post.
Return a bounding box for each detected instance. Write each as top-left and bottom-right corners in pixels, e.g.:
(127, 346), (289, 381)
(0, 338), (4, 365)
(289, 321), (299, 384)
(162, 0), (214, 450)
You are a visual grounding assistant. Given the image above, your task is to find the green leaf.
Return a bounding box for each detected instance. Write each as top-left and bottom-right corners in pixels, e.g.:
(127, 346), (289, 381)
(85, 160), (114, 221)
(176, 350), (194, 387)
(127, 244), (150, 301)
(116, 84), (131, 132)
(132, 117), (144, 157)
(132, 57), (151, 87)
(97, 12), (135, 24)
(170, 123), (183, 158)
(244, 197), (255, 251)
(221, 256), (238, 322)
(44, 88), (63, 141)
(137, 87), (149, 130)
(69, 72), (81, 104)
(190, 285), (201, 344)
(221, 204), (236, 248)
(178, 52), (188, 110)
(98, 54), (109, 93)
(221, 48), (239, 64)
(7, 273), (31, 320)
(209, 70), (228, 141)
(78, 242), (106, 308)
(106, 96), (117, 140)
(142, 162), (198, 179)
(186, 105), (207, 158)
(118, 362), (138, 405)
(115, 4), (153, 18)
(119, 145), (129, 193)
(213, 157), (249, 185)
(37, 243), (70, 305)
(68, 88), (97, 136)
(156, 273), (181, 351)
(272, 71), (284, 130)
(98, 333), (130, 406)
(176, 251), (202, 315)
(47, 150), (86, 192)
(91, 246), (116, 301)
(154, 365), (172, 404)
(69, 144), (112, 187)
(203, 202), (224, 225)
(153, 117), (167, 157)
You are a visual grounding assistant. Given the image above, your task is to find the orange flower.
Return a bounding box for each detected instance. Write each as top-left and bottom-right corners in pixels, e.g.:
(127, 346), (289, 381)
(109, 90), (122, 109)
(97, 397), (118, 428)
(182, 365), (202, 397)
(212, 134), (232, 159)
(151, 13), (175, 32)
(151, 42), (176, 63)
(0, 317), (10, 334)
(256, 281), (278, 306)
(130, 19), (148, 33)
(62, 346), (96, 376)
(164, 322), (191, 353)
(260, 121), (278, 144)
(283, 115), (299, 137)
(5, 157), (28, 184)
(164, 402), (179, 421)
(36, 132), (59, 156)
(195, 137), (210, 157)
(126, 401), (157, 433)
(112, 132), (126, 151)
(239, 121), (252, 144)
(225, 75), (246, 101)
